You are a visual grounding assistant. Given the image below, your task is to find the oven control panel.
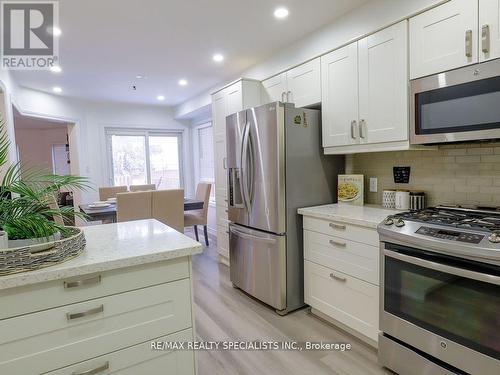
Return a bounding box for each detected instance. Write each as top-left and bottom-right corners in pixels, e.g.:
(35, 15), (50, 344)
(416, 226), (484, 244)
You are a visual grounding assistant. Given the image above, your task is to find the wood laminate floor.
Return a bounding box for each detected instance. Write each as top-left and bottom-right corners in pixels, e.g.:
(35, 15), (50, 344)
(186, 230), (391, 375)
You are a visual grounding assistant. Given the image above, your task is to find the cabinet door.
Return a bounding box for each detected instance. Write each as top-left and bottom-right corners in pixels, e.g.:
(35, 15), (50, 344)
(480, 0), (500, 61)
(358, 21), (408, 144)
(212, 90), (226, 138)
(214, 133), (227, 200)
(321, 42), (359, 147)
(286, 58), (321, 107)
(225, 82), (243, 116)
(410, 0), (478, 79)
(261, 73), (287, 104)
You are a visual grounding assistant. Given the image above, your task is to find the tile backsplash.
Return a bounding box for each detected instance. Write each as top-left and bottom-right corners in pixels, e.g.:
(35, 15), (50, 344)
(345, 142), (500, 207)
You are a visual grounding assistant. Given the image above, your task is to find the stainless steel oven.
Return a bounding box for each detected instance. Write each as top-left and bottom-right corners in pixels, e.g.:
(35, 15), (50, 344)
(411, 58), (500, 144)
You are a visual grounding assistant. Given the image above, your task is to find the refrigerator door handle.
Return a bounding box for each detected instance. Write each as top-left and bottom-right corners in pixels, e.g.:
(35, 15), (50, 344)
(230, 226), (277, 244)
(241, 122), (252, 210)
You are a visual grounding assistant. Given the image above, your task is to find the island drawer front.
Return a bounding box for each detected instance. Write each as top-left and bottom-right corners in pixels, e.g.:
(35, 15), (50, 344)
(304, 230), (379, 285)
(45, 329), (195, 375)
(0, 279), (192, 375)
(304, 260), (379, 342)
(0, 257), (189, 320)
(303, 216), (378, 246)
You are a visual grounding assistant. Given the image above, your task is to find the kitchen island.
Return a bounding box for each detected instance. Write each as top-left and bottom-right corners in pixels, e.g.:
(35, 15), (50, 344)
(0, 219), (202, 375)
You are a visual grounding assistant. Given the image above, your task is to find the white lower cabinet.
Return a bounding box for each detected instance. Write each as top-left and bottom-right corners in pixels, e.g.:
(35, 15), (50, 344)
(303, 216), (380, 345)
(0, 259), (197, 375)
(46, 329), (195, 375)
(304, 260), (379, 343)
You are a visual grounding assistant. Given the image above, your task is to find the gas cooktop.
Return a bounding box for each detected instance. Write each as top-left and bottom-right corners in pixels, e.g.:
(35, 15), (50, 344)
(382, 206), (500, 244)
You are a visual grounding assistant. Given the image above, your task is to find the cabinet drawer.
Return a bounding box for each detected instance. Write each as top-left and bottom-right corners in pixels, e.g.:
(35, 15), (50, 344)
(303, 216), (379, 246)
(0, 258), (189, 320)
(304, 260), (379, 342)
(304, 230), (379, 285)
(45, 329), (195, 375)
(0, 280), (192, 375)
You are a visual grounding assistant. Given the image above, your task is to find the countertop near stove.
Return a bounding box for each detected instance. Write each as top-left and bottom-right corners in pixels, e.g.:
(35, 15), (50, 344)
(298, 204), (399, 229)
(0, 219), (203, 290)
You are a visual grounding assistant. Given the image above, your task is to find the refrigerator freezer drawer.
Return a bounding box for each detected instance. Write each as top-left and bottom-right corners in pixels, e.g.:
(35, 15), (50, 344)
(229, 224), (286, 311)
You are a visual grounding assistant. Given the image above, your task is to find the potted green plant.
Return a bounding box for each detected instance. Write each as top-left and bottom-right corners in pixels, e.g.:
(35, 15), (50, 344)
(0, 117), (88, 251)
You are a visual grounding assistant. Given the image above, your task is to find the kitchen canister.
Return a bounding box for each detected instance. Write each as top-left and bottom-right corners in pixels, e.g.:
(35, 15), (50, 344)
(383, 190), (396, 209)
(410, 191), (426, 211)
(395, 190), (410, 210)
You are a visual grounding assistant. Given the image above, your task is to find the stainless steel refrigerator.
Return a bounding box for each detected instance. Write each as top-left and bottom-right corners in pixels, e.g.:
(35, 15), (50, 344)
(226, 102), (344, 315)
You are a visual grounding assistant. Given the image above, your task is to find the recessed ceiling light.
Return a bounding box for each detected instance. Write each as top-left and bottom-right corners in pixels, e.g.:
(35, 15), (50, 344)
(274, 7), (289, 19)
(49, 27), (62, 36)
(157, 95), (165, 101)
(178, 79), (188, 86)
(50, 65), (62, 73)
(213, 53), (224, 63)
(136, 74), (146, 79)
(52, 86), (62, 93)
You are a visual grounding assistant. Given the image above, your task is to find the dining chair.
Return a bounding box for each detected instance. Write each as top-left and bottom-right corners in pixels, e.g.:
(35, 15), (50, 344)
(116, 191), (152, 223)
(152, 189), (184, 233)
(130, 184), (156, 192)
(99, 186), (128, 201)
(184, 183), (211, 246)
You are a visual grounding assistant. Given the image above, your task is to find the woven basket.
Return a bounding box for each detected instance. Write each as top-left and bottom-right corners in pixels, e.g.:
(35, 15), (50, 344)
(0, 227), (86, 276)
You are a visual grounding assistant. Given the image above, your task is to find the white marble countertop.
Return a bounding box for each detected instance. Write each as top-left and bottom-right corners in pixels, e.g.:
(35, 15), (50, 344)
(298, 204), (399, 229)
(0, 219), (203, 290)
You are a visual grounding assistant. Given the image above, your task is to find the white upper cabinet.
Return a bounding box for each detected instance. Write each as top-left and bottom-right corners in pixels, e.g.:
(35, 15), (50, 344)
(358, 21), (408, 144)
(261, 58), (321, 107)
(479, 0), (500, 61)
(321, 42), (359, 148)
(410, 0), (478, 79)
(286, 58), (321, 107)
(261, 73), (287, 103)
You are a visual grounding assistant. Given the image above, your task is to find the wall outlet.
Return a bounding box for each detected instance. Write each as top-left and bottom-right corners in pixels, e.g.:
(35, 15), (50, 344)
(369, 177), (378, 193)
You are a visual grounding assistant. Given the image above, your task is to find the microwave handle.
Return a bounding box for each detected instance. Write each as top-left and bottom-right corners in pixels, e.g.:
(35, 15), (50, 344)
(384, 249), (500, 285)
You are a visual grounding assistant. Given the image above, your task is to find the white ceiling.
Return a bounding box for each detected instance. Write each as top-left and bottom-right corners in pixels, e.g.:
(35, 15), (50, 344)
(11, 0), (369, 106)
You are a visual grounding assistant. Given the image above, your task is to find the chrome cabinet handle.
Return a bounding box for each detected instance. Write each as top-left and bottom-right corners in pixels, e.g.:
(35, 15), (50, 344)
(359, 119), (366, 139)
(482, 24), (490, 53)
(330, 273), (347, 282)
(329, 239), (346, 247)
(67, 305), (104, 321)
(223, 157), (227, 170)
(281, 91), (287, 102)
(465, 29), (473, 58)
(64, 275), (101, 289)
(329, 222), (346, 230)
(72, 361), (109, 375)
(350, 120), (357, 139)
(286, 91), (292, 103)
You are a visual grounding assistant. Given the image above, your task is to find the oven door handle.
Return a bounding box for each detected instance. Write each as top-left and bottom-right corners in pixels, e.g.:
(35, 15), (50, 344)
(384, 249), (500, 285)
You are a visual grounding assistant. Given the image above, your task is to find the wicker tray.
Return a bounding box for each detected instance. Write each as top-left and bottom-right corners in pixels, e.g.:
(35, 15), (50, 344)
(0, 227), (86, 276)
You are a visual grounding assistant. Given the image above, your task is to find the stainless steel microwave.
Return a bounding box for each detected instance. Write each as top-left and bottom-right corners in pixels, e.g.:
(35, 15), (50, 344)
(411, 59), (500, 144)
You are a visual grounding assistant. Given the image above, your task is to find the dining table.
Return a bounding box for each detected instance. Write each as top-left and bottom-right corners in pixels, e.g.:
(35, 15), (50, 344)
(79, 198), (204, 223)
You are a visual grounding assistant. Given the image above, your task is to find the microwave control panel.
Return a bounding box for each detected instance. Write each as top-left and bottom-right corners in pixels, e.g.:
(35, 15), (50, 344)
(416, 226), (484, 244)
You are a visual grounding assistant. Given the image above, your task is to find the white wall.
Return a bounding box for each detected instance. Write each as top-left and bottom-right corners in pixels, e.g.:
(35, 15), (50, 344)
(0, 69), (18, 169)
(15, 125), (68, 172)
(175, 0), (447, 117)
(13, 87), (193, 202)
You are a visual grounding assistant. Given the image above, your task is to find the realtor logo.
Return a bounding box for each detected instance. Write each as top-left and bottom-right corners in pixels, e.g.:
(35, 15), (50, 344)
(1, 1), (59, 70)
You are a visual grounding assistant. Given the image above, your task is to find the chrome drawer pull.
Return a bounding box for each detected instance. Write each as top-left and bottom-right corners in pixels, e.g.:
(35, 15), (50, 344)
(67, 305), (104, 321)
(64, 275), (101, 289)
(329, 239), (346, 247)
(330, 273), (347, 282)
(329, 223), (346, 230)
(72, 361), (109, 375)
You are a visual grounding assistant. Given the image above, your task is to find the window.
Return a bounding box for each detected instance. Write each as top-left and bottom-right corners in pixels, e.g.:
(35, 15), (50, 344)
(106, 129), (183, 189)
(195, 123), (215, 201)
